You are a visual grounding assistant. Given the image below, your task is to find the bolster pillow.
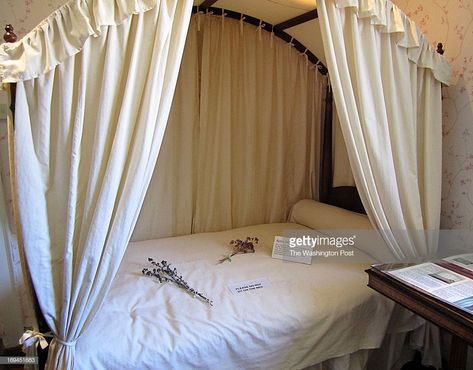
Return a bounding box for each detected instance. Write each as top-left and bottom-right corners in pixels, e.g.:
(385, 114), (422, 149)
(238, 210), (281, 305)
(289, 199), (373, 230)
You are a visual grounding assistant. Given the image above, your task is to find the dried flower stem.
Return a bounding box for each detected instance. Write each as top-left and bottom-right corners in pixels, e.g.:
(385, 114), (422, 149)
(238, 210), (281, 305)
(218, 237), (259, 264)
(142, 258), (213, 306)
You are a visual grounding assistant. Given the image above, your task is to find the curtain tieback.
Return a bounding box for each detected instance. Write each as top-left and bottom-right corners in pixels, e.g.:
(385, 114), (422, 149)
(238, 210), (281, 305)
(55, 337), (77, 347)
(19, 330), (52, 351)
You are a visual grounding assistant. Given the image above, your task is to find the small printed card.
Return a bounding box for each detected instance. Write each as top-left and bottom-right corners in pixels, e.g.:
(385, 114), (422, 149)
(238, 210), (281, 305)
(228, 278), (269, 294)
(271, 236), (312, 265)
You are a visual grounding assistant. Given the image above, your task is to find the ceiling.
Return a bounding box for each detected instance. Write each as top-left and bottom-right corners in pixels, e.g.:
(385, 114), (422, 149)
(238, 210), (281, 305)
(193, 0), (326, 65)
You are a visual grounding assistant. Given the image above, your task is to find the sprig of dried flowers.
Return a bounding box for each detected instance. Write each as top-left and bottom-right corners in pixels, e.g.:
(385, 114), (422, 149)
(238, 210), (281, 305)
(142, 258), (213, 306)
(218, 237), (259, 264)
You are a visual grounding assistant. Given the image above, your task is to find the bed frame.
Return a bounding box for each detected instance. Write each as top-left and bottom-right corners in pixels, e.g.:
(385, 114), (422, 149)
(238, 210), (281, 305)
(319, 85), (366, 214)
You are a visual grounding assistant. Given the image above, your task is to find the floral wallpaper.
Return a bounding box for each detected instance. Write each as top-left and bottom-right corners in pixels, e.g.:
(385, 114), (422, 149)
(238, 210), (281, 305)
(1, 0), (66, 38)
(392, 0), (473, 229)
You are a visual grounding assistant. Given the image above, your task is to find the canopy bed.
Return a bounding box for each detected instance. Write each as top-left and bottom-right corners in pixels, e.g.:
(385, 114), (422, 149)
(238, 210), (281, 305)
(0, 0), (451, 369)
(75, 200), (395, 370)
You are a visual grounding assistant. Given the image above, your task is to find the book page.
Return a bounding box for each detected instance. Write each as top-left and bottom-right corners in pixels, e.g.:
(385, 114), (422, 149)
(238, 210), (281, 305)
(443, 253), (473, 272)
(387, 262), (473, 313)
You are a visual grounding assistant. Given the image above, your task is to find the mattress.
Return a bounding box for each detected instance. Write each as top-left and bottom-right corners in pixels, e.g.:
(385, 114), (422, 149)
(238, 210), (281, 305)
(75, 223), (394, 369)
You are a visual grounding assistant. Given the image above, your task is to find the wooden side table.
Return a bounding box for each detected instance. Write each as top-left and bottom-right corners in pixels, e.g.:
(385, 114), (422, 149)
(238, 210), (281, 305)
(366, 265), (473, 370)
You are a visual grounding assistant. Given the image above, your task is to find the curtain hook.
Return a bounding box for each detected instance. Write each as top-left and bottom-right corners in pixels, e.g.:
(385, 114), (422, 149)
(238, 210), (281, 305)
(221, 9), (226, 29)
(240, 13), (246, 35)
(300, 48), (309, 66)
(196, 9), (202, 31)
(257, 19), (265, 40)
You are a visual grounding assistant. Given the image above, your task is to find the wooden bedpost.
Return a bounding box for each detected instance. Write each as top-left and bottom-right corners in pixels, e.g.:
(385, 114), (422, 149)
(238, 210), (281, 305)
(319, 84), (333, 203)
(318, 82), (365, 214)
(3, 25), (17, 121)
(4, 24), (17, 42)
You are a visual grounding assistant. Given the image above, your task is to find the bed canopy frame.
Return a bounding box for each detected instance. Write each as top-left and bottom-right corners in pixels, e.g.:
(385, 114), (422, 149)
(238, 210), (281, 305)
(2, 7), (447, 218)
(191, 6), (328, 74)
(1, 6), (450, 216)
(2, 17), (372, 216)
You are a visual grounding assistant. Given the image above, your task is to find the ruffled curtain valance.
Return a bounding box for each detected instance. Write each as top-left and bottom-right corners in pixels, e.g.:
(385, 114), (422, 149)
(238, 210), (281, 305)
(334, 0), (451, 85)
(0, 0), (451, 85)
(0, 0), (163, 84)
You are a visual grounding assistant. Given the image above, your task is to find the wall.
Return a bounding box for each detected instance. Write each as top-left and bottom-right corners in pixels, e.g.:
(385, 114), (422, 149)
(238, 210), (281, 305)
(393, 0), (473, 229)
(0, 172), (23, 347)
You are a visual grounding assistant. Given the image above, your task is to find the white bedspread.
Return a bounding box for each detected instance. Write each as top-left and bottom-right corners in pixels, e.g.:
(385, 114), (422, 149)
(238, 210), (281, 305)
(75, 223), (394, 369)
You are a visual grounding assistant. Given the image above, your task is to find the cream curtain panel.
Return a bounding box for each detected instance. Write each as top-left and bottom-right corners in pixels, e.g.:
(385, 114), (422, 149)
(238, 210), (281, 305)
(318, 2), (451, 365)
(133, 13), (327, 241)
(332, 104), (355, 187)
(318, 0), (451, 261)
(0, 0), (193, 368)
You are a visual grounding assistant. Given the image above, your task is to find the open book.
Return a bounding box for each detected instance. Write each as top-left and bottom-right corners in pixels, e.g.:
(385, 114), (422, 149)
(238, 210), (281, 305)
(386, 253), (473, 314)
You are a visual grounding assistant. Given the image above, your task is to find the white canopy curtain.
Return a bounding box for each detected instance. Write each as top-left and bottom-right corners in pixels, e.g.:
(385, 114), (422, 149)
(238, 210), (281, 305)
(132, 12), (327, 241)
(332, 106), (356, 187)
(317, 0), (451, 367)
(0, 0), (192, 368)
(318, 0), (450, 261)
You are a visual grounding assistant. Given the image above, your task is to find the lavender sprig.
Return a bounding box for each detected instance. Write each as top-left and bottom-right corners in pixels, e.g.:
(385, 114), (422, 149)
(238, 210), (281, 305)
(218, 237), (259, 264)
(142, 258), (213, 306)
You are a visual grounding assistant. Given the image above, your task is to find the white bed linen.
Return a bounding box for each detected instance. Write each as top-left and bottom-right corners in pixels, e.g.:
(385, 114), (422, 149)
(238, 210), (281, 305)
(75, 223), (394, 369)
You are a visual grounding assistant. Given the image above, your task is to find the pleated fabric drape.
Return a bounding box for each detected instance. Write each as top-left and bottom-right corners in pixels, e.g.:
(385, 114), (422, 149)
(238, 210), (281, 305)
(317, 0), (451, 366)
(132, 13), (327, 241)
(332, 105), (355, 187)
(0, 0), (193, 368)
(318, 0), (450, 261)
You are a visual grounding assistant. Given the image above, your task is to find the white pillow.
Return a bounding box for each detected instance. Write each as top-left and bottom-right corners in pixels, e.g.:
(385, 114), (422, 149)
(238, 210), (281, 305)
(288, 199), (395, 262)
(289, 199), (373, 230)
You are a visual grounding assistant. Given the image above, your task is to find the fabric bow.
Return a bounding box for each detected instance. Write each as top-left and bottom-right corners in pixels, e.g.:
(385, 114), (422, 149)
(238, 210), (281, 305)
(19, 330), (50, 351)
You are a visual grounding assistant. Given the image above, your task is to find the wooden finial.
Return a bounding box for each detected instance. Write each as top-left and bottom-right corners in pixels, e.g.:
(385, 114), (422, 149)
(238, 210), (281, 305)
(436, 42), (445, 55)
(4, 24), (17, 43)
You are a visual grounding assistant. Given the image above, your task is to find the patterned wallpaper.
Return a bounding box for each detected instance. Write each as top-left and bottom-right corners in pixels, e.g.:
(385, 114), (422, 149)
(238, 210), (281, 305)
(1, 0), (472, 231)
(0, 0), (66, 38)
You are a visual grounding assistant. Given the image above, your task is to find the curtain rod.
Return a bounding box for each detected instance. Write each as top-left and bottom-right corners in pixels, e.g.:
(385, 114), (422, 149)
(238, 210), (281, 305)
(192, 6), (328, 76)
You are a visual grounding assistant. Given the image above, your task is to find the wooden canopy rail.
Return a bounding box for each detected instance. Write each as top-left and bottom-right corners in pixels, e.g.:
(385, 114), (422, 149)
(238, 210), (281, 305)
(198, 1), (319, 31)
(199, 0), (219, 9)
(275, 9), (318, 30)
(191, 6), (329, 75)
